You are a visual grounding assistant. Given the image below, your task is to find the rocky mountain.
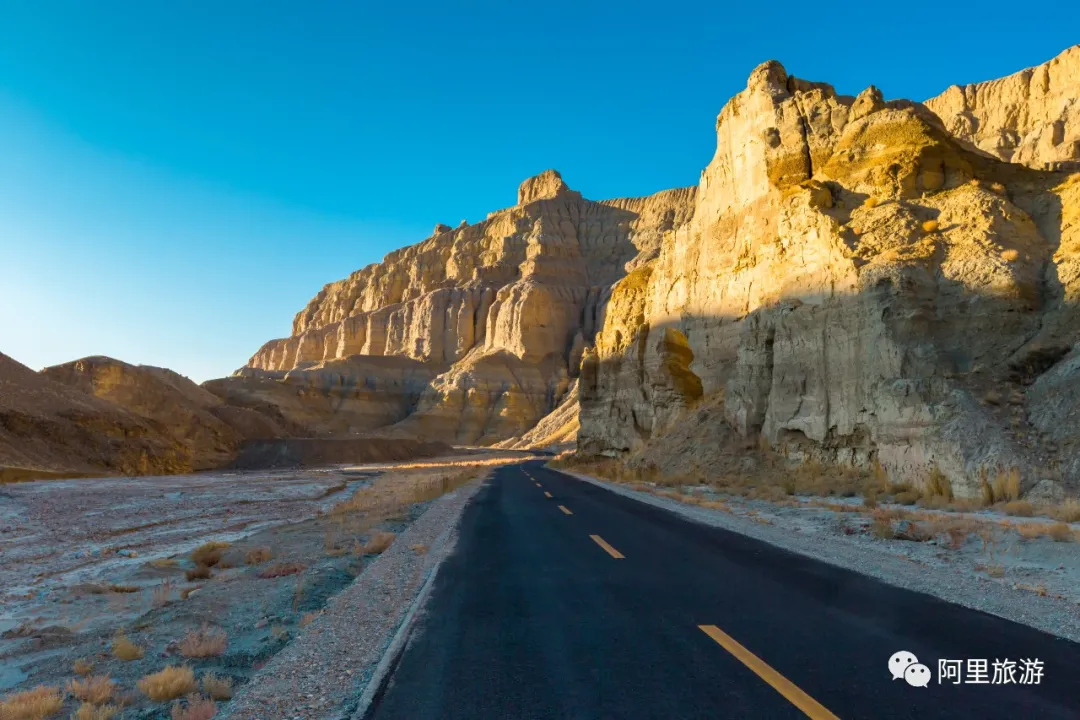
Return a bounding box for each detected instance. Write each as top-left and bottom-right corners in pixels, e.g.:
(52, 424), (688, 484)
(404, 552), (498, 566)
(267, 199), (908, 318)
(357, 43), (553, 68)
(242, 170), (695, 444)
(0, 352), (190, 479)
(578, 57), (1080, 500)
(926, 45), (1080, 170)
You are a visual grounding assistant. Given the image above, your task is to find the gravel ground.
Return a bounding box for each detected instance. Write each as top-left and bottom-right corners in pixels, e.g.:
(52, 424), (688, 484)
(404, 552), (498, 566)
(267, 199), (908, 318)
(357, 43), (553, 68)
(568, 473), (1080, 644)
(222, 475), (487, 720)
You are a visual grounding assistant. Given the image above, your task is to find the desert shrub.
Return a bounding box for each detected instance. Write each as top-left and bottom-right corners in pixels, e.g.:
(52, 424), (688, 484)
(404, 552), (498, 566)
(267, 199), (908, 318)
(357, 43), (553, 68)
(257, 562), (305, 579)
(244, 547), (272, 565)
(922, 219), (939, 233)
(190, 542), (230, 568)
(150, 558), (178, 569)
(178, 627), (227, 658)
(200, 673), (232, 701)
(1016, 523), (1045, 540)
(990, 182), (1007, 195)
(71, 704), (120, 720)
(185, 566), (212, 582)
(111, 632), (144, 661)
(1050, 499), (1080, 523)
(299, 612), (321, 628)
(137, 666), (196, 702)
(0, 685), (63, 719)
(357, 532), (395, 555)
(72, 658), (94, 677)
(153, 579), (174, 607)
(1000, 249), (1020, 262)
(991, 468), (1022, 503)
(862, 492), (878, 509)
(871, 520), (895, 539)
(1003, 500), (1035, 517)
(1047, 522), (1075, 542)
(985, 564), (1005, 578)
(894, 489), (921, 505)
(863, 196), (880, 208)
(411, 543), (428, 555)
(66, 675), (115, 705)
(170, 695), (216, 720)
(924, 466), (952, 501)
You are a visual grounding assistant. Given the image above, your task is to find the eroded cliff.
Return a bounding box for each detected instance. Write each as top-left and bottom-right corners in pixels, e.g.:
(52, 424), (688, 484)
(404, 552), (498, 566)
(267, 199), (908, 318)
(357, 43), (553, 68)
(579, 59), (1080, 499)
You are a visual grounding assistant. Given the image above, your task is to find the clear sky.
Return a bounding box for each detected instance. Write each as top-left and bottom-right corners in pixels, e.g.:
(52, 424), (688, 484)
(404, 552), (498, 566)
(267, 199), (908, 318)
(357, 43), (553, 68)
(2, 2), (1077, 382)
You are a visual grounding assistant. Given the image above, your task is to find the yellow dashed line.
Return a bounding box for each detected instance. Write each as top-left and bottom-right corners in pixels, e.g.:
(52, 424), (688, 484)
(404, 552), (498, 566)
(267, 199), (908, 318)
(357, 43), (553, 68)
(558, 505), (573, 515)
(698, 625), (839, 720)
(589, 534), (624, 559)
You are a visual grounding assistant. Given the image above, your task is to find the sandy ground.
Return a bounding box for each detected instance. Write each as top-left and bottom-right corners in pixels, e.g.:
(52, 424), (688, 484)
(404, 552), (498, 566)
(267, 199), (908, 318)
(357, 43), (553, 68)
(0, 450), (527, 717)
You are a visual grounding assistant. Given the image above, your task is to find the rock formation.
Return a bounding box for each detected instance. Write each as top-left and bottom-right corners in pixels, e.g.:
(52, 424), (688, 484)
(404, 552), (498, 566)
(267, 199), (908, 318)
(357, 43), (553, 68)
(926, 45), (1080, 169)
(243, 170), (695, 444)
(0, 352), (190, 479)
(579, 56), (1080, 499)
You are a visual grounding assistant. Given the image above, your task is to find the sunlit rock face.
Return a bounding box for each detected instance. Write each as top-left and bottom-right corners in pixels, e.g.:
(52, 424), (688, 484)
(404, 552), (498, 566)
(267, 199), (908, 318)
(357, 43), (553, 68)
(242, 170), (695, 444)
(579, 56), (1080, 499)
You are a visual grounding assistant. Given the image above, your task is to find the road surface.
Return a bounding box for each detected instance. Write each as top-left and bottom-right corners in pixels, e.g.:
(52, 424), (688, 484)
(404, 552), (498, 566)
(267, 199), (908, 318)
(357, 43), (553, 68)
(362, 459), (1080, 719)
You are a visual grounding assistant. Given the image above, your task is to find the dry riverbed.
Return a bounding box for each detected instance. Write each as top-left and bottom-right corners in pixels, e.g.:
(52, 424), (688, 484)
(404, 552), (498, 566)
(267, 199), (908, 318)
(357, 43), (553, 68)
(0, 451), (524, 719)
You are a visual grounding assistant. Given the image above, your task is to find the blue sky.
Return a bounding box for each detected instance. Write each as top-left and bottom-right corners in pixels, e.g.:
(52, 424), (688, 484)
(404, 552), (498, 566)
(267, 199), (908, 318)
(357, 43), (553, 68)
(2, 2), (1077, 382)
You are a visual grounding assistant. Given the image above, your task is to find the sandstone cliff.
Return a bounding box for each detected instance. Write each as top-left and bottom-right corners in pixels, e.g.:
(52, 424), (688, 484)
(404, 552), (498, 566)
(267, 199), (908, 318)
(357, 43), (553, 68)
(579, 59), (1080, 499)
(243, 170), (695, 444)
(925, 45), (1080, 170)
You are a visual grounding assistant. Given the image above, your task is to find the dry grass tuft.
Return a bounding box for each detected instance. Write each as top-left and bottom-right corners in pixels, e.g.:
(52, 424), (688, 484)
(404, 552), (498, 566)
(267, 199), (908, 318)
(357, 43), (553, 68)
(257, 562), (305, 579)
(72, 658), (94, 677)
(200, 673), (232, 701)
(1047, 522), (1075, 542)
(357, 532), (396, 555)
(111, 632), (144, 661)
(0, 685), (63, 719)
(137, 666), (196, 702)
(1000, 248), (1020, 262)
(150, 558), (178, 569)
(71, 704), (120, 720)
(921, 219), (939, 233)
(1003, 500), (1035, 517)
(66, 675), (115, 705)
(985, 564), (1006, 578)
(871, 519), (895, 539)
(410, 543), (428, 555)
(170, 695), (217, 720)
(863, 196), (880, 208)
(244, 547), (273, 565)
(987, 468), (1022, 504)
(190, 542), (230, 568)
(153, 579), (174, 608)
(299, 611), (321, 628)
(185, 566), (212, 582)
(1050, 499), (1080, 523)
(178, 627), (227, 658)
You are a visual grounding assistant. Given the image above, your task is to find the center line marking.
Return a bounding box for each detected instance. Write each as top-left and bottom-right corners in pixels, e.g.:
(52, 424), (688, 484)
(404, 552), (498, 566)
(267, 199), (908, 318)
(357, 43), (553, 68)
(589, 534), (624, 559)
(544, 491), (553, 498)
(698, 625), (839, 720)
(558, 505), (572, 515)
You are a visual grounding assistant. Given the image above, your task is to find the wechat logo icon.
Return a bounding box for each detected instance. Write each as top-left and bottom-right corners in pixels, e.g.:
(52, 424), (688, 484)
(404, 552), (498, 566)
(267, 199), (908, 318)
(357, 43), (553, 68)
(889, 651), (931, 687)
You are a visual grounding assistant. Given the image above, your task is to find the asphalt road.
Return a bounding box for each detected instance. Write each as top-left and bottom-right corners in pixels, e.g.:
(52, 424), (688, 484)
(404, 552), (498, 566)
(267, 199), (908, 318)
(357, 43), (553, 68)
(363, 459), (1080, 719)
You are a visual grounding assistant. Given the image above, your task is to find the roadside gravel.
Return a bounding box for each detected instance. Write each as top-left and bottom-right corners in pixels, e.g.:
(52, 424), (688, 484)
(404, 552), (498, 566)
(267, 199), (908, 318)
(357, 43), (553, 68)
(222, 475), (488, 720)
(568, 472), (1080, 644)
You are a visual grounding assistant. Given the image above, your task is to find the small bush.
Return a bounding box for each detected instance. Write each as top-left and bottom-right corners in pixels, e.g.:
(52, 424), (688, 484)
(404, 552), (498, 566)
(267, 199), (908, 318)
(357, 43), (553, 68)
(153, 579), (174, 608)
(137, 666), (196, 702)
(863, 196), (880, 209)
(0, 685), (63, 719)
(991, 468), (1022, 503)
(985, 564), (1006, 578)
(257, 562), (305, 579)
(922, 219), (939, 233)
(357, 532), (395, 555)
(66, 675), (115, 705)
(299, 611), (321, 628)
(71, 704), (120, 720)
(1000, 249), (1020, 262)
(1003, 500), (1035, 517)
(244, 547), (272, 565)
(895, 489), (920, 505)
(191, 542), (230, 568)
(410, 543), (429, 555)
(170, 695), (217, 720)
(150, 558), (178, 569)
(990, 182), (1007, 195)
(111, 632), (144, 661)
(871, 520), (895, 539)
(924, 466), (953, 502)
(1050, 499), (1080, 523)
(200, 673), (232, 701)
(185, 566), (212, 582)
(178, 627), (227, 658)
(72, 658), (94, 677)
(1047, 522), (1075, 542)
